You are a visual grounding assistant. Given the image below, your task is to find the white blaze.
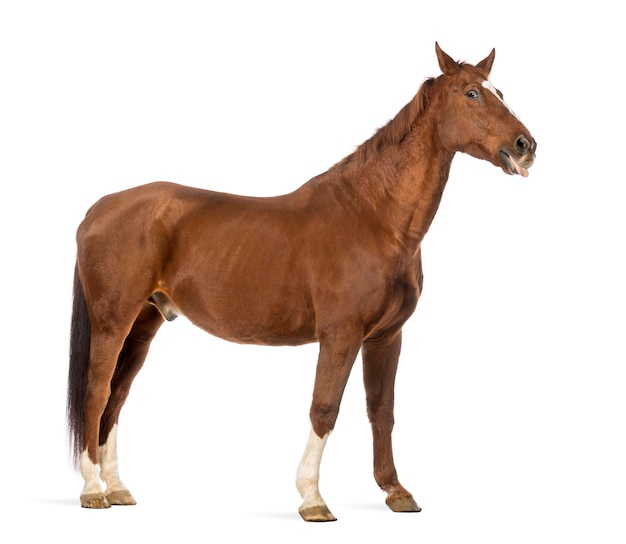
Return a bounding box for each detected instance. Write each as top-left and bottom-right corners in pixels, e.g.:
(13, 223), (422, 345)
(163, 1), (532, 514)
(482, 80), (520, 120)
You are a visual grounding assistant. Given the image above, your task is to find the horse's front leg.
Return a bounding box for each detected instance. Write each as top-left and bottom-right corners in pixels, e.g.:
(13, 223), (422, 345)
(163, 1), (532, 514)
(296, 328), (362, 522)
(362, 331), (421, 513)
(296, 427), (334, 521)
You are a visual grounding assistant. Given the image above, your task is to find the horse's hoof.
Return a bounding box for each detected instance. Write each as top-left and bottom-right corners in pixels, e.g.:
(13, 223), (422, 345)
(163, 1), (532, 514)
(299, 504), (337, 522)
(80, 493), (111, 509)
(106, 489), (137, 506)
(386, 494), (421, 513)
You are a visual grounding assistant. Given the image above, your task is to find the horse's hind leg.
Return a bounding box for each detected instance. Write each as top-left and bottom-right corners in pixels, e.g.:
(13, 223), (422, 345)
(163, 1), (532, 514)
(99, 303), (164, 505)
(79, 328), (129, 509)
(362, 331), (420, 513)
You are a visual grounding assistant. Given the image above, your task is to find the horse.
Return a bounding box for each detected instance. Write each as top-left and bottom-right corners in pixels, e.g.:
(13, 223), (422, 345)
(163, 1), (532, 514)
(67, 43), (536, 521)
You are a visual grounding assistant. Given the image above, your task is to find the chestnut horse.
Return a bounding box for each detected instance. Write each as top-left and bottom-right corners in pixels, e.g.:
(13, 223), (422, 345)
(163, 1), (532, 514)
(67, 43), (536, 521)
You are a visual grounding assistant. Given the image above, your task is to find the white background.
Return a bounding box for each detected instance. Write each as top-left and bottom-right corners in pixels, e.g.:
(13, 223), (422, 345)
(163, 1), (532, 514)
(1, 1), (624, 542)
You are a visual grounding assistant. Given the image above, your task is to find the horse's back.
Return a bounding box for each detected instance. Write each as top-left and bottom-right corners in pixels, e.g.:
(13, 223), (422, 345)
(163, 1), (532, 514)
(79, 181), (225, 234)
(77, 181), (269, 260)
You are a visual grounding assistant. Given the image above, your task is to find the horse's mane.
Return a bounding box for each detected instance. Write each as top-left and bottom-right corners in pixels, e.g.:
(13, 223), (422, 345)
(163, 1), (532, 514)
(333, 77), (436, 170)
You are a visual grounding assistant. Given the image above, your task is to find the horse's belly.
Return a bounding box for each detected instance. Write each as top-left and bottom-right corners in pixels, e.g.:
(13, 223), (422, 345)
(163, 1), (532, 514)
(188, 312), (318, 347)
(171, 281), (317, 347)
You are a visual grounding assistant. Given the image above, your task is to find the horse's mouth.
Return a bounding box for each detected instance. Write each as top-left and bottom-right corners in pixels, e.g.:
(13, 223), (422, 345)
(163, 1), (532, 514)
(499, 149), (532, 177)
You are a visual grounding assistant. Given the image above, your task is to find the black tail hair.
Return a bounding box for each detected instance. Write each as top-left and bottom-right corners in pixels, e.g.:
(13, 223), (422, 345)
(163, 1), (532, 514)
(67, 264), (91, 468)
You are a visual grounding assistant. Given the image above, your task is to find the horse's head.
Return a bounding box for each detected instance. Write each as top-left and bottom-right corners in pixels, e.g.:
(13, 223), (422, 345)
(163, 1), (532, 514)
(433, 43), (536, 177)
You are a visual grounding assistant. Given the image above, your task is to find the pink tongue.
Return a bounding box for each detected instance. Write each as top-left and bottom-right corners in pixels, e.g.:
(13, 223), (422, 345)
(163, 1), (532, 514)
(510, 155), (529, 177)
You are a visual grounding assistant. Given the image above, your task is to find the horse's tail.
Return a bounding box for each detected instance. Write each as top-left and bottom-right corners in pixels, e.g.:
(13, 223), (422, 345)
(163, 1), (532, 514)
(67, 264), (91, 468)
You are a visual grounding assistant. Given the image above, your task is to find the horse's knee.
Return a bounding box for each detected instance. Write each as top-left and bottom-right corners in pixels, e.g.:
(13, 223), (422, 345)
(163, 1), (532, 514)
(310, 403), (340, 437)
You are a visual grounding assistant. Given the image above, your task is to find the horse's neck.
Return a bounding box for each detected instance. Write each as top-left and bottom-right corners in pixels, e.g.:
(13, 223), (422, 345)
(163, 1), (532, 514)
(333, 118), (455, 251)
(398, 128), (455, 246)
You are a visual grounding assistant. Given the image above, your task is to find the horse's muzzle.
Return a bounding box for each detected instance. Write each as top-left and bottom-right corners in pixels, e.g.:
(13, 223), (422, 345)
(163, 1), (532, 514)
(499, 134), (536, 177)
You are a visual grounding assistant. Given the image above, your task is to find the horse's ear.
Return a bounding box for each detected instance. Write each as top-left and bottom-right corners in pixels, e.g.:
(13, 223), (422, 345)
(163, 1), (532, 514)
(476, 48), (496, 77)
(435, 42), (459, 75)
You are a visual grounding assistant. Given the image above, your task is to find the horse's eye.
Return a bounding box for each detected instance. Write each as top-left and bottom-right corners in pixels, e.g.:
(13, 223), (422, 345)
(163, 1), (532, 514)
(465, 89), (479, 100)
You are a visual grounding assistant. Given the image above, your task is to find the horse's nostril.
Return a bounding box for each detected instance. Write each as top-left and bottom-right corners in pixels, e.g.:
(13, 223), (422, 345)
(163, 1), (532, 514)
(516, 135), (530, 154)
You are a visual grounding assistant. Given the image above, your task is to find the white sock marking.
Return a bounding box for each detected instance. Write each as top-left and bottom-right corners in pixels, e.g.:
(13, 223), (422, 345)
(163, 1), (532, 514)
(296, 428), (330, 510)
(79, 450), (104, 497)
(99, 424), (127, 494)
